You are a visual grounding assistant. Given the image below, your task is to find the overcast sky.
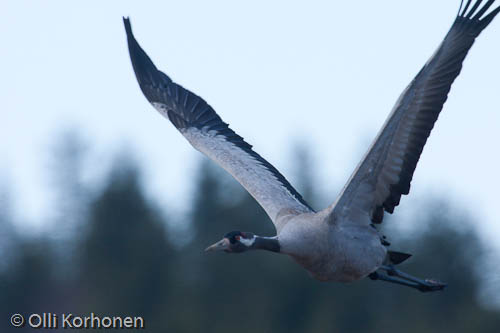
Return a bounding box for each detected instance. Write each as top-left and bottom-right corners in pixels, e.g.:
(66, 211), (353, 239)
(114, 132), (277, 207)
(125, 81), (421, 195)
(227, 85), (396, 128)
(1, 1), (500, 253)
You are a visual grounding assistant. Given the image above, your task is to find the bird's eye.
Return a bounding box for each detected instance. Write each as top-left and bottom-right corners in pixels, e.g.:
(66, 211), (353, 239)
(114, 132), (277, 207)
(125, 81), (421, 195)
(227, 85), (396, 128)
(235, 235), (241, 241)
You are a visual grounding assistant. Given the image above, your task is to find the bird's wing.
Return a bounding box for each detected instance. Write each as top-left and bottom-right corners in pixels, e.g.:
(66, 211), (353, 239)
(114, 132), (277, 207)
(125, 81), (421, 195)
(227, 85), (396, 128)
(123, 18), (314, 231)
(327, 1), (499, 226)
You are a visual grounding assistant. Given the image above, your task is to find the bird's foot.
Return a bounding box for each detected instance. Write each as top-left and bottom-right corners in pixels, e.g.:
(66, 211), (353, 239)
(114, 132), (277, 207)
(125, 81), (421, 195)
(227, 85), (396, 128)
(418, 279), (447, 292)
(370, 266), (447, 292)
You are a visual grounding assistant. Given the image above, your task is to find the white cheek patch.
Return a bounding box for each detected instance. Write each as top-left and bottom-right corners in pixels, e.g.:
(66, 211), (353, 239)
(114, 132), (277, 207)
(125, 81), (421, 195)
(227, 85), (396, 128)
(239, 236), (256, 247)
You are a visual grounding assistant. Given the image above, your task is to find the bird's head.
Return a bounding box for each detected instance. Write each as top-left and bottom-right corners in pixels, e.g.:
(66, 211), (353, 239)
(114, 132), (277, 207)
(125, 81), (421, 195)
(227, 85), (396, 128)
(205, 231), (256, 253)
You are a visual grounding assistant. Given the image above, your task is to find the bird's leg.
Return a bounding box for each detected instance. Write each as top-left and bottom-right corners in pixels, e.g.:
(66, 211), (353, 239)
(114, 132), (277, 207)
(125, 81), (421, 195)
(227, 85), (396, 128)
(368, 271), (424, 291)
(373, 265), (447, 292)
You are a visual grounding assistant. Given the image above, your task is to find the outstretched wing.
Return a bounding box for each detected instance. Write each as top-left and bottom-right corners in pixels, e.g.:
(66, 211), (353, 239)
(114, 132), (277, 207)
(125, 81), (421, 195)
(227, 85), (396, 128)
(328, 0), (499, 225)
(123, 18), (313, 231)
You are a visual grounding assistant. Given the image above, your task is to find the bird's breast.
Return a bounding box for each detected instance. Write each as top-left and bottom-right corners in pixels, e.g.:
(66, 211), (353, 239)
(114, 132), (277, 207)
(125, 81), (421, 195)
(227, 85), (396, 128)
(278, 215), (386, 282)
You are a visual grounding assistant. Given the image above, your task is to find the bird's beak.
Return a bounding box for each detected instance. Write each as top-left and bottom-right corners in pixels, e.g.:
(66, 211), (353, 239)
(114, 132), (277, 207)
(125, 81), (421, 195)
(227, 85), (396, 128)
(205, 238), (230, 252)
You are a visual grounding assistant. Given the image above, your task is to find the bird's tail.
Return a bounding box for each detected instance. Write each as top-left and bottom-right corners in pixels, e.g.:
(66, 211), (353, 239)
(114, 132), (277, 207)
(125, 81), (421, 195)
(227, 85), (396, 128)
(387, 251), (412, 265)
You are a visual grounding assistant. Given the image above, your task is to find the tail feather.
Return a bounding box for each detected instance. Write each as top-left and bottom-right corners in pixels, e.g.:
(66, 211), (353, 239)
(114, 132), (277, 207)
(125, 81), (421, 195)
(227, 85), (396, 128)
(387, 251), (412, 265)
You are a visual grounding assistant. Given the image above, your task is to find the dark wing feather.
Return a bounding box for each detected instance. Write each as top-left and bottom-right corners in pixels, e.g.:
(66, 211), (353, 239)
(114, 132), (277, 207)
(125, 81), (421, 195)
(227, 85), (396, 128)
(124, 18), (313, 230)
(329, 1), (499, 225)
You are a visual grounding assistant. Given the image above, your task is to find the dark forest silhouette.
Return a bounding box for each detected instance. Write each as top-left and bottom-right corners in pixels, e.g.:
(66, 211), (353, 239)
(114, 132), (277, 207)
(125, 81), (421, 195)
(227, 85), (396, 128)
(0, 133), (499, 332)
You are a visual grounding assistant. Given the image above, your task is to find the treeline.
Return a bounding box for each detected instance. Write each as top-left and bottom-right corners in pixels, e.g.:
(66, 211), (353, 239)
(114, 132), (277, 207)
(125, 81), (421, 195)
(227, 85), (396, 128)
(0, 135), (499, 332)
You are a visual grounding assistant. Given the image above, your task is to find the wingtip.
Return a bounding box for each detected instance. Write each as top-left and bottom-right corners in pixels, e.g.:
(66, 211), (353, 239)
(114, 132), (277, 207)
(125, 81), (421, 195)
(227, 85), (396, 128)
(122, 16), (173, 99)
(458, 0), (500, 21)
(123, 16), (133, 36)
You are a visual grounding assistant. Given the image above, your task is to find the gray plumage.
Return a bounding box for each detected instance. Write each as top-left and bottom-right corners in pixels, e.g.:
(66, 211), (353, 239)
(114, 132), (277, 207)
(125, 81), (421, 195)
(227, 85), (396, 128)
(124, 0), (499, 291)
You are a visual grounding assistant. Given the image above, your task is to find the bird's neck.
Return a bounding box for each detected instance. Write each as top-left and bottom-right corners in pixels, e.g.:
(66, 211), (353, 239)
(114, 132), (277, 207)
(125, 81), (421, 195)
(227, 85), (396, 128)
(251, 236), (280, 253)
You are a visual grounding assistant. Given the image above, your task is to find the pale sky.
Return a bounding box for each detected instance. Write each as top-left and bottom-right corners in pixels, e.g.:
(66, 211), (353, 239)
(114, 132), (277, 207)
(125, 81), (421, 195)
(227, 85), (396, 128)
(1, 1), (500, 255)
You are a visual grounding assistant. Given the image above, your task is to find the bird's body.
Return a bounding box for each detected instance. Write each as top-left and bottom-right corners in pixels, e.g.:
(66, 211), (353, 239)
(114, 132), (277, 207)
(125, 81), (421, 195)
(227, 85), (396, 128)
(124, 0), (499, 292)
(278, 210), (386, 282)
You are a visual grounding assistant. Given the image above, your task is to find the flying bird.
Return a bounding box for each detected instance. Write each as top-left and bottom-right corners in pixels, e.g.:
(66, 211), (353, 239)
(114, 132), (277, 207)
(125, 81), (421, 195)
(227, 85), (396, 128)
(124, 0), (499, 292)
